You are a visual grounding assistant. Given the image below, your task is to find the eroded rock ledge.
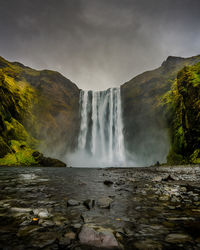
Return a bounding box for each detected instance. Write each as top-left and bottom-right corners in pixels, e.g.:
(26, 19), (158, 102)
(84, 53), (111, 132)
(32, 151), (66, 167)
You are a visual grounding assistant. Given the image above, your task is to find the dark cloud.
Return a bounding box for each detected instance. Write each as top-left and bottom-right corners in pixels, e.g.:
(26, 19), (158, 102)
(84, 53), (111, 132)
(0, 0), (200, 90)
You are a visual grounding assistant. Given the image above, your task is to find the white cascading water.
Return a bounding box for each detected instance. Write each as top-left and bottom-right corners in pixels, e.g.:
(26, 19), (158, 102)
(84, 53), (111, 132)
(76, 88), (125, 167)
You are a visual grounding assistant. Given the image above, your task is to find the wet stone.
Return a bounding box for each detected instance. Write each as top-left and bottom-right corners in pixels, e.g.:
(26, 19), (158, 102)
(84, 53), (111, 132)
(31, 232), (57, 248)
(10, 207), (32, 214)
(165, 233), (193, 243)
(133, 239), (162, 250)
(64, 231), (76, 240)
(72, 223), (82, 230)
(38, 210), (51, 219)
(33, 208), (51, 219)
(97, 197), (113, 209)
(59, 237), (71, 246)
(159, 195), (170, 201)
(104, 180), (114, 186)
(83, 199), (91, 210)
(20, 220), (32, 227)
(79, 226), (119, 248)
(67, 199), (80, 207)
(153, 176), (163, 182)
(41, 220), (55, 227)
(17, 225), (41, 237)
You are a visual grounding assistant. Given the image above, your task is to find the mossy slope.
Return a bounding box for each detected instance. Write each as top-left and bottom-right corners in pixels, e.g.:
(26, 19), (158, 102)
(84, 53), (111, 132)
(1, 54), (200, 166)
(162, 62), (200, 164)
(0, 56), (80, 166)
(121, 55), (200, 165)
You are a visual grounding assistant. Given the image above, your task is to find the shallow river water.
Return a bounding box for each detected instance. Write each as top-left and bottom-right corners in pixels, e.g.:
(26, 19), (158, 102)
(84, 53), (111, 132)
(0, 166), (200, 249)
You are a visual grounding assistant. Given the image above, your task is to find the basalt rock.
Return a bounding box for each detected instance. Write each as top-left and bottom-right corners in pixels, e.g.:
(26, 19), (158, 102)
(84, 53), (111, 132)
(32, 151), (66, 167)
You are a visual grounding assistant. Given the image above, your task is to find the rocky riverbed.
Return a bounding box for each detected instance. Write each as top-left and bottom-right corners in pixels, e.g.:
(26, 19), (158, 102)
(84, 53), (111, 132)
(0, 166), (200, 249)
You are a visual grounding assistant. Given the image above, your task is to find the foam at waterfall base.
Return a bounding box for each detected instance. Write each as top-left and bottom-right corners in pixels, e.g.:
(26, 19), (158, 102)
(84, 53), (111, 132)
(67, 150), (127, 168)
(65, 87), (127, 168)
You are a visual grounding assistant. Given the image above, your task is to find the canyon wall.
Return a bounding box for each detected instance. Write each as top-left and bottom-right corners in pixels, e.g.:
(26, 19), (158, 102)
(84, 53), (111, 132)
(121, 55), (200, 165)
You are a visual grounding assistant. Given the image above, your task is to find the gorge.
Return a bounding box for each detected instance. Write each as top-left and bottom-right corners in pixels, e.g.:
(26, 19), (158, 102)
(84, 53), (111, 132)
(1, 55), (200, 167)
(1, 55), (200, 249)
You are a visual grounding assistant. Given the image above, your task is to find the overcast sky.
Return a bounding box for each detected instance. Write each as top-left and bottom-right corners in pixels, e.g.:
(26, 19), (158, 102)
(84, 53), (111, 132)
(0, 0), (200, 90)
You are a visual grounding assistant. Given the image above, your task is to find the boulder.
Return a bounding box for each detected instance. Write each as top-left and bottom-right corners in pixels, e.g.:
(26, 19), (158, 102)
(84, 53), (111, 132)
(79, 226), (119, 248)
(97, 197), (113, 209)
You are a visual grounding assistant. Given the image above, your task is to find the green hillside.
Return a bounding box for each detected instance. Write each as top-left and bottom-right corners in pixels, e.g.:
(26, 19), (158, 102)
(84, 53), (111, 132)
(121, 55), (200, 165)
(162, 62), (200, 164)
(0, 56), (80, 166)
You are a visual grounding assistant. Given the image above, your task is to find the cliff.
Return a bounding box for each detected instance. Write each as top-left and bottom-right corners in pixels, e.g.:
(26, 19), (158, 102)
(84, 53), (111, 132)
(162, 62), (200, 164)
(0, 56), (80, 166)
(1, 54), (200, 167)
(121, 55), (200, 165)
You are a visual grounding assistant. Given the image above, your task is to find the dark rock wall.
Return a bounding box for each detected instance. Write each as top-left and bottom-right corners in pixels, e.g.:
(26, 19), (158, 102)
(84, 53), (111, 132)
(0, 56), (80, 162)
(121, 55), (200, 165)
(166, 62), (200, 164)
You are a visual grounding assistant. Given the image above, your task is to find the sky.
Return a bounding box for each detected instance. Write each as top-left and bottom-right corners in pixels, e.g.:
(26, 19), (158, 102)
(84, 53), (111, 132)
(0, 0), (200, 90)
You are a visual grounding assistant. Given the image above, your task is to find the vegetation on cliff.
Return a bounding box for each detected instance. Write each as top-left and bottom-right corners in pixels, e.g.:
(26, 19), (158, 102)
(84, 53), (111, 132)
(1, 54), (200, 166)
(162, 62), (200, 164)
(121, 55), (200, 166)
(0, 56), (80, 166)
(0, 61), (38, 165)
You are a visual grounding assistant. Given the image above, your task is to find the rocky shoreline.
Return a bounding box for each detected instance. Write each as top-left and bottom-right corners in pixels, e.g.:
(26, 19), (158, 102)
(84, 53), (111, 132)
(0, 166), (200, 249)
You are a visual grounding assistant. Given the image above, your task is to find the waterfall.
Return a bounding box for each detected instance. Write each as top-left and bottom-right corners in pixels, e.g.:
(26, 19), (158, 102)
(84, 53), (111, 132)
(77, 88), (125, 167)
(78, 91), (88, 149)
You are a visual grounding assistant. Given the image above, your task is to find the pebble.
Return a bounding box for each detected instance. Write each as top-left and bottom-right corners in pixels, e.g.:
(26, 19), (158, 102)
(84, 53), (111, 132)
(33, 208), (51, 219)
(104, 180), (113, 186)
(59, 237), (71, 246)
(67, 199), (80, 206)
(159, 195), (169, 201)
(64, 231), (76, 240)
(72, 223), (82, 230)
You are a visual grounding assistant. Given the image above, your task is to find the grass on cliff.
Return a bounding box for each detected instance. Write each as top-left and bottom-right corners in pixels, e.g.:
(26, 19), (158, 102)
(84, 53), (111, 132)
(0, 65), (41, 166)
(0, 140), (37, 166)
(160, 62), (200, 164)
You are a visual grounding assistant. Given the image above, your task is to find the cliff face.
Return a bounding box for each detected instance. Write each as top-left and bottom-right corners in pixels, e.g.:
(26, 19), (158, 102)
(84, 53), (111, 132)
(0, 56), (80, 165)
(19, 66), (80, 157)
(121, 55), (200, 166)
(164, 62), (200, 164)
